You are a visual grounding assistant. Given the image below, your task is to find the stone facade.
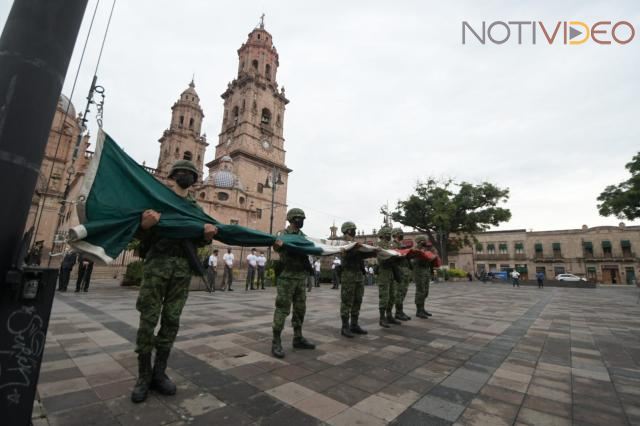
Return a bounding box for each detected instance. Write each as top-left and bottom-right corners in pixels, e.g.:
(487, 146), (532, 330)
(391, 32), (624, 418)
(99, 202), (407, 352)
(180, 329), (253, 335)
(25, 95), (91, 260)
(357, 223), (640, 285)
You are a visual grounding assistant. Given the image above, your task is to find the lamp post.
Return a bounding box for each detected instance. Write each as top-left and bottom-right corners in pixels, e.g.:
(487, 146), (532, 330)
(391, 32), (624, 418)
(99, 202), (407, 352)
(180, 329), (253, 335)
(264, 167), (284, 261)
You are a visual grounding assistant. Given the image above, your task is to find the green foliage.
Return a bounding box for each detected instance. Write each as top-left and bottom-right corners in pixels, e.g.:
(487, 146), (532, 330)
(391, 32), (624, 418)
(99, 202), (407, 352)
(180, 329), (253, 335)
(387, 178), (511, 263)
(597, 152), (640, 221)
(447, 268), (468, 278)
(122, 260), (144, 286)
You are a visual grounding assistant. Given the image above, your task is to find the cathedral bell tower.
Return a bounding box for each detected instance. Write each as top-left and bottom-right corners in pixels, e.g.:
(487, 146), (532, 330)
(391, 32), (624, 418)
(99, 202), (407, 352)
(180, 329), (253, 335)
(205, 16), (290, 232)
(157, 80), (208, 179)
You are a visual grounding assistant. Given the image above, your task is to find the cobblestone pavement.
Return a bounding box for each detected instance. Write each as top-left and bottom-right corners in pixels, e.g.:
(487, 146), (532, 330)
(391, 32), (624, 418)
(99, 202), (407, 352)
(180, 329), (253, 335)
(34, 280), (640, 425)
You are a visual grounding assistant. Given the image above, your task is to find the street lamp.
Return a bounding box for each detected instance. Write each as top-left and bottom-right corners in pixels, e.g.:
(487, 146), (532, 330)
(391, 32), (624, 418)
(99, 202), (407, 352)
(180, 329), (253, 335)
(264, 167), (284, 261)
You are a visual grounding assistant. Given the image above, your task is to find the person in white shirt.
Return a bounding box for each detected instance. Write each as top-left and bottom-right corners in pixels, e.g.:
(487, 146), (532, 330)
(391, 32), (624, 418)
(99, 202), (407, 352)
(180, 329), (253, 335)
(367, 265), (374, 286)
(222, 248), (234, 291)
(331, 256), (341, 289)
(256, 251), (267, 289)
(246, 248), (258, 290)
(511, 269), (520, 288)
(313, 258), (321, 287)
(207, 249), (218, 293)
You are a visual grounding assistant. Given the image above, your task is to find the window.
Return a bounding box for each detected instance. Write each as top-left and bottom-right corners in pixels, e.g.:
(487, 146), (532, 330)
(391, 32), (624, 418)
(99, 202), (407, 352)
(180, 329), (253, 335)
(487, 244), (495, 254)
(552, 243), (561, 256)
(449, 263), (456, 269)
(199, 192), (206, 199)
(183, 151), (192, 161)
(257, 183), (264, 193)
(621, 240), (632, 257)
(230, 219), (239, 225)
(554, 266), (566, 276)
(499, 243), (508, 254)
(475, 243), (483, 253)
(239, 196), (245, 205)
(583, 241), (594, 257)
(515, 242), (524, 254)
(189, 118), (194, 129)
(488, 264), (497, 272)
(232, 106), (239, 125)
(217, 192), (229, 201)
(252, 59), (258, 70)
(535, 267), (546, 277)
(256, 208), (262, 219)
(534, 243), (543, 257)
(179, 115), (184, 126)
(587, 266), (597, 280)
(500, 264), (510, 271)
(261, 108), (272, 124)
(265, 64), (271, 80)
(602, 240), (612, 258)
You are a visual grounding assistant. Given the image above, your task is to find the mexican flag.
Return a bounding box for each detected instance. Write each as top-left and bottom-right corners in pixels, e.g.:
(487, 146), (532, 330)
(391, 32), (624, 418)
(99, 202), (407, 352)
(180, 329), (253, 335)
(68, 131), (404, 264)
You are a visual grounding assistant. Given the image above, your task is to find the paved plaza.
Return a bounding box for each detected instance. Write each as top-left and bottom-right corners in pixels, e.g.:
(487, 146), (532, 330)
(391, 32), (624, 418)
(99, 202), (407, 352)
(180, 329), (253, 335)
(34, 280), (640, 425)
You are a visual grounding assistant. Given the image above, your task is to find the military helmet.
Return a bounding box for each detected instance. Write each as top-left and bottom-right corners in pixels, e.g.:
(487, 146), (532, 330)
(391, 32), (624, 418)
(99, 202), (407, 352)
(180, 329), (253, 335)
(169, 159), (198, 179)
(377, 226), (392, 238)
(286, 208), (306, 221)
(415, 235), (427, 244)
(391, 227), (404, 237)
(341, 221), (357, 234)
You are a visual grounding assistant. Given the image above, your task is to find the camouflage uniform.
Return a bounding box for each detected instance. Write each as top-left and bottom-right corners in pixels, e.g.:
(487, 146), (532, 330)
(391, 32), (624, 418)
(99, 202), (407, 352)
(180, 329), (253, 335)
(377, 238), (396, 312)
(413, 252), (431, 317)
(135, 194), (206, 354)
(392, 239), (412, 320)
(272, 226), (311, 338)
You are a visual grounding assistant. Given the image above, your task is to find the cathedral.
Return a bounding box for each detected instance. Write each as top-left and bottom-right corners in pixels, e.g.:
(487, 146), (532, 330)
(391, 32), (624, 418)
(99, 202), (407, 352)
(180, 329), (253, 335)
(152, 20), (290, 234)
(27, 20), (290, 260)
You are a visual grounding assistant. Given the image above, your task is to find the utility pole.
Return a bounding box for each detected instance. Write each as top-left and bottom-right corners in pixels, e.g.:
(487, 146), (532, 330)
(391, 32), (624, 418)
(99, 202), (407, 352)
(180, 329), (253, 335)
(0, 1), (88, 423)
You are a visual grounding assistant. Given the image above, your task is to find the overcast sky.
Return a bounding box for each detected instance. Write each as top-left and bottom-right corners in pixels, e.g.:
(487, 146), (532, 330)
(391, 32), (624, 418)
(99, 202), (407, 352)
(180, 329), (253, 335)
(2, 1), (639, 238)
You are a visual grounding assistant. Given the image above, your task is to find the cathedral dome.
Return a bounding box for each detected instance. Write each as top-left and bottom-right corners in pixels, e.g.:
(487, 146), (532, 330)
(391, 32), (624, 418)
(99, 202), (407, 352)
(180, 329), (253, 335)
(58, 94), (76, 117)
(180, 79), (200, 103)
(205, 156), (242, 189)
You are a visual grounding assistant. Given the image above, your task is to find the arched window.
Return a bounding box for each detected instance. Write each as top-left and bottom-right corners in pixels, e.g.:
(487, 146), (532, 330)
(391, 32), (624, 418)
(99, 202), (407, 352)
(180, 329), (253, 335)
(179, 115), (184, 126)
(183, 151), (192, 161)
(174, 147), (179, 159)
(199, 192), (206, 199)
(265, 64), (271, 81)
(252, 59), (259, 70)
(189, 117), (194, 129)
(261, 108), (271, 125)
(217, 192), (229, 201)
(257, 183), (264, 193)
(239, 196), (245, 205)
(232, 106), (239, 125)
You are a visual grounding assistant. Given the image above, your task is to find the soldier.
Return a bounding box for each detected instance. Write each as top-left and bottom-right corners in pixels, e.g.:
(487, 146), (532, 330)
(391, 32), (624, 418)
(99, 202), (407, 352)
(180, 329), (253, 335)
(391, 228), (412, 321)
(271, 208), (315, 358)
(130, 160), (218, 403)
(376, 226), (402, 328)
(413, 237), (440, 318)
(338, 222), (374, 338)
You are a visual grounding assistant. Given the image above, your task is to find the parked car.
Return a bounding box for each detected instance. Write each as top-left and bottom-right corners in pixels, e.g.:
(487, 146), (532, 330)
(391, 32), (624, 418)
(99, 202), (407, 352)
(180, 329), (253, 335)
(555, 273), (587, 282)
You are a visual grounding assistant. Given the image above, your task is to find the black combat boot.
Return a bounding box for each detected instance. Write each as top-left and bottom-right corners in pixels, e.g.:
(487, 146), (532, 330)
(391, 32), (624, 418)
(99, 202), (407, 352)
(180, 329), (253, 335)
(131, 352), (152, 403)
(150, 349), (177, 395)
(272, 331), (285, 358)
(395, 304), (411, 321)
(387, 310), (402, 325)
(341, 316), (354, 338)
(425, 310), (433, 317)
(350, 315), (368, 335)
(416, 304), (429, 319)
(292, 328), (316, 349)
(379, 309), (390, 328)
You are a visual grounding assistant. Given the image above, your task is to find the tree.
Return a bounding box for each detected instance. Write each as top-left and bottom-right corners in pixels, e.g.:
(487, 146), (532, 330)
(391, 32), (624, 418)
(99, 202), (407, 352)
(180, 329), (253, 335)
(597, 152), (640, 221)
(387, 178), (511, 264)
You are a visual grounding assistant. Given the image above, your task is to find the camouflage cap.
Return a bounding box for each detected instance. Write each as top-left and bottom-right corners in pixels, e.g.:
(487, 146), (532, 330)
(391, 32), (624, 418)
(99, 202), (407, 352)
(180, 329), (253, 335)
(341, 221), (357, 234)
(169, 159), (198, 179)
(377, 226), (392, 237)
(286, 208), (306, 221)
(391, 227), (404, 237)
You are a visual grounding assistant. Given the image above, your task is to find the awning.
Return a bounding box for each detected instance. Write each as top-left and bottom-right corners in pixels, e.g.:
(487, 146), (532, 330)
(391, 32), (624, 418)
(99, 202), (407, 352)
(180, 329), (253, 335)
(602, 240), (612, 248)
(621, 240), (631, 248)
(552, 243), (561, 250)
(534, 243), (543, 252)
(499, 243), (507, 250)
(582, 241), (593, 249)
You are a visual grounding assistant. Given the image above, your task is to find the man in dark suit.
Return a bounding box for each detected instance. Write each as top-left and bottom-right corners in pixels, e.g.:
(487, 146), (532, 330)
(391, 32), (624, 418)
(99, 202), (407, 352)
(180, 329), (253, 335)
(58, 250), (78, 291)
(75, 255), (94, 292)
